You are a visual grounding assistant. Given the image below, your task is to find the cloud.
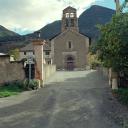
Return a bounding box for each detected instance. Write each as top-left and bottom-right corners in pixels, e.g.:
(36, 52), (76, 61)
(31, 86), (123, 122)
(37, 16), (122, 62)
(0, 0), (103, 35)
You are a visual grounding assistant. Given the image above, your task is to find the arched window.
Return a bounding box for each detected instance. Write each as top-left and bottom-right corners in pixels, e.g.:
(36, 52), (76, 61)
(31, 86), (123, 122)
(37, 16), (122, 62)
(68, 41), (72, 49)
(66, 13), (70, 18)
(70, 13), (74, 18)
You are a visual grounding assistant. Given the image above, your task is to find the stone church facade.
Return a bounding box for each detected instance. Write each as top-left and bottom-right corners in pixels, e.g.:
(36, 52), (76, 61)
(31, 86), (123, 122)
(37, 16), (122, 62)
(51, 6), (90, 70)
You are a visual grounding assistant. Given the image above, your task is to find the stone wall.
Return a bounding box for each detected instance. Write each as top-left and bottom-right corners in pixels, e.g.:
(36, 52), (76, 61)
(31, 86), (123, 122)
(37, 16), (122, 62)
(0, 56), (25, 85)
(43, 64), (56, 83)
(98, 67), (118, 89)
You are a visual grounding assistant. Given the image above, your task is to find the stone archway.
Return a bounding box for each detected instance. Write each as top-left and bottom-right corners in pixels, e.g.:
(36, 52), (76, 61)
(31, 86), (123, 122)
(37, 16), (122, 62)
(65, 55), (75, 71)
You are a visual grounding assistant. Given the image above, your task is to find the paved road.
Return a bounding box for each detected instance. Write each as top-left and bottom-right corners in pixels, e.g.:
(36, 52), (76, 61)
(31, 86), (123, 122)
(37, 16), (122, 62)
(0, 70), (127, 128)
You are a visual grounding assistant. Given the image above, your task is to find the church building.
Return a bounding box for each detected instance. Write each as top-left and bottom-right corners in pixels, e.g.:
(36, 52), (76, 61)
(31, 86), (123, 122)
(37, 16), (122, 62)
(51, 6), (90, 70)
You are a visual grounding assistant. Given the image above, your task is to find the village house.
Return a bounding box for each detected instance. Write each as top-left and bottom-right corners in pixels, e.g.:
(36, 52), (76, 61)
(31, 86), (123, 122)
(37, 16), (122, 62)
(0, 40), (56, 86)
(19, 41), (52, 64)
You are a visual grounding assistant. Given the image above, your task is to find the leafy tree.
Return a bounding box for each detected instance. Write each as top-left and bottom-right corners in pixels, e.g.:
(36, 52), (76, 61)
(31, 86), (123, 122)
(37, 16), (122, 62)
(8, 48), (20, 61)
(121, 0), (128, 12)
(96, 13), (128, 75)
(88, 52), (100, 69)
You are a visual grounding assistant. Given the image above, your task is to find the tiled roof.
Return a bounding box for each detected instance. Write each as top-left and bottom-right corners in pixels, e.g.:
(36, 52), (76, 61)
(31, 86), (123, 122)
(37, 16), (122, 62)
(63, 6), (76, 11)
(20, 43), (51, 52)
(20, 43), (34, 52)
(50, 29), (90, 41)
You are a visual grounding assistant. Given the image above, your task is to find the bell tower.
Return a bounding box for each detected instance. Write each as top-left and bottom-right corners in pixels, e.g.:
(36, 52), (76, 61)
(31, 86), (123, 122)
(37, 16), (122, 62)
(61, 6), (79, 32)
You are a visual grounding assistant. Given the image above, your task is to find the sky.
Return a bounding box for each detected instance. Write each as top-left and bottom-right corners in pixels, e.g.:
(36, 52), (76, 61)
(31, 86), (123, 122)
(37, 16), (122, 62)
(0, 0), (124, 35)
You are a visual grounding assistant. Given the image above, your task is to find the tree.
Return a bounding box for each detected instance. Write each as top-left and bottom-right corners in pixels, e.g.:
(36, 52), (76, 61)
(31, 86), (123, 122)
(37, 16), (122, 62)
(121, 0), (128, 12)
(96, 13), (128, 75)
(88, 52), (100, 69)
(8, 48), (20, 61)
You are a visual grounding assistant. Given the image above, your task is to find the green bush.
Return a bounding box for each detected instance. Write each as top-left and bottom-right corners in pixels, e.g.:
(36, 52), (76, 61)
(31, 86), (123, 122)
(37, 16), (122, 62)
(13, 81), (24, 89)
(23, 79), (39, 90)
(3, 81), (24, 91)
(113, 88), (128, 105)
(91, 62), (100, 69)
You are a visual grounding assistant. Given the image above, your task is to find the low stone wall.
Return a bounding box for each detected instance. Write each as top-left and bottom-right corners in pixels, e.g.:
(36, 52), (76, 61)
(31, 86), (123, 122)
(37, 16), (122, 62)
(98, 67), (118, 89)
(102, 67), (109, 78)
(0, 56), (25, 85)
(43, 64), (56, 82)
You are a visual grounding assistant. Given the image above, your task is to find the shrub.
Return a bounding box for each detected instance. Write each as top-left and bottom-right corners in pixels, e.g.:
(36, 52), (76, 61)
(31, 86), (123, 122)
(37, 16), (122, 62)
(23, 79), (39, 90)
(13, 81), (24, 89)
(88, 53), (101, 69)
(3, 81), (24, 91)
(113, 88), (128, 105)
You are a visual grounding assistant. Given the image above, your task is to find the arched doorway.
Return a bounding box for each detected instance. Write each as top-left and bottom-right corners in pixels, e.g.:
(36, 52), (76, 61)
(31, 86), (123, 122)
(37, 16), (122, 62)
(65, 56), (75, 70)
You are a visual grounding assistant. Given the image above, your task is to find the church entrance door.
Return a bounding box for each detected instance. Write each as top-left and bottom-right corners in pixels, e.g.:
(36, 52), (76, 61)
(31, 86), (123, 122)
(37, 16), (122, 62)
(66, 56), (75, 71)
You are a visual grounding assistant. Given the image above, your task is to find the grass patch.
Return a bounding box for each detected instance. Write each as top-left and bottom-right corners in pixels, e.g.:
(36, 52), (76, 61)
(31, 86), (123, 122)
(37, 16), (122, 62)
(0, 80), (39, 98)
(0, 83), (24, 98)
(113, 88), (128, 106)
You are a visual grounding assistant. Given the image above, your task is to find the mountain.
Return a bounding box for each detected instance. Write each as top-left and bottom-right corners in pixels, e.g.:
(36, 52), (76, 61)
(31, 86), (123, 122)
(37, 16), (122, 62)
(27, 5), (115, 40)
(25, 20), (61, 40)
(0, 5), (116, 52)
(78, 5), (115, 39)
(0, 25), (25, 42)
(0, 25), (19, 37)
(39, 21), (61, 39)
(0, 5), (115, 41)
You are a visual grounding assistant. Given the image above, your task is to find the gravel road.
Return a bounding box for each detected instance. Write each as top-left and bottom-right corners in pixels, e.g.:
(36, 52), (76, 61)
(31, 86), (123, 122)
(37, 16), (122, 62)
(0, 70), (128, 128)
